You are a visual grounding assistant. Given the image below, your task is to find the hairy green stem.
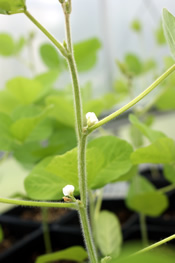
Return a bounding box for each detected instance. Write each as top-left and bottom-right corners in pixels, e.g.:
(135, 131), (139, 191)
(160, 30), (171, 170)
(0, 197), (78, 209)
(24, 10), (68, 58)
(132, 234), (175, 256)
(139, 213), (149, 247)
(79, 204), (98, 263)
(78, 134), (88, 207)
(41, 208), (52, 254)
(88, 64), (175, 133)
(62, 3), (98, 262)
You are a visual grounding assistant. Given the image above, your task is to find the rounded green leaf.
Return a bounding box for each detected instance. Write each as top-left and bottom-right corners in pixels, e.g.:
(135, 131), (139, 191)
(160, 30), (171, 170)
(36, 246), (87, 263)
(131, 19), (142, 32)
(126, 176), (168, 216)
(40, 43), (65, 70)
(0, 0), (26, 15)
(6, 77), (44, 105)
(129, 114), (166, 143)
(0, 33), (15, 56)
(95, 211), (122, 256)
(24, 157), (67, 200)
(45, 95), (75, 127)
(131, 138), (175, 164)
(87, 136), (133, 189)
(74, 38), (101, 72)
(125, 53), (142, 75)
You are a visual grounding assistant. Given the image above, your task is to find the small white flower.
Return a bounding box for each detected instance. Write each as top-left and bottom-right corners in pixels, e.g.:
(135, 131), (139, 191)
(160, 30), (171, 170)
(63, 185), (75, 196)
(86, 112), (98, 127)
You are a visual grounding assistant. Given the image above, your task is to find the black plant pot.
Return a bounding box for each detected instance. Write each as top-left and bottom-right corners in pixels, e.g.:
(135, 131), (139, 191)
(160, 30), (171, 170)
(0, 206), (78, 230)
(0, 224), (83, 263)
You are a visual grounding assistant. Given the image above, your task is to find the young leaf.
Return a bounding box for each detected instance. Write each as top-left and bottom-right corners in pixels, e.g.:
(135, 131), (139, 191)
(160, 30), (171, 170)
(162, 8), (175, 60)
(36, 246), (87, 263)
(74, 38), (101, 72)
(95, 211), (122, 257)
(129, 114), (166, 143)
(0, 0), (26, 15)
(130, 19), (142, 33)
(125, 53), (142, 76)
(126, 176), (168, 216)
(155, 22), (166, 45)
(131, 138), (175, 164)
(40, 43), (66, 70)
(0, 33), (15, 56)
(6, 77), (44, 105)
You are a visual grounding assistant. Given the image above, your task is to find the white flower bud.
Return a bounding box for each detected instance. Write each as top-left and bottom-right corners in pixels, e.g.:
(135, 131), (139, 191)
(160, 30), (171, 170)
(63, 185), (75, 196)
(86, 112), (98, 127)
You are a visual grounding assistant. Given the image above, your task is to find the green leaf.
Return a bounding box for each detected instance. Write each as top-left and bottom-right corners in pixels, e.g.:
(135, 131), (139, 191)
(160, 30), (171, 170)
(125, 53), (142, 76)
(129, 124), (143, 148)
(0, 225), (3, 243)
(164, 164), (175, 183)
(164, 56), (174, 68)
(155, 86), (175, 110)
(35, 70), (59, 88)
(47, 136), (133, 191)
(36, 246), (87, 263)
(0, 112), (14, 151)
(87, 136), (133, 189)
(129, 114), (166, 143)
(0, 33), (15, 56)
(142, 59), (156, 72)
(113, 79), (129, 95)
(13, 125), (76, 168)
(24, 157), (67, 200)
(46, 147), (79, 190)
(45, 95), (74, 127)
(126, 176), (168, 216)
(6, 77), (44, 105)
(0, 0), (26, 15)
(130, 19), (142, 32)
(162, 8), (175, 60)
(84, 98), (104, 117)
(95, 211), (122, 257)
(115, 165), (137, 182)
(131, 138), (175, 164)
(155, 22), (166, 45)
(40, 43), (65, 70)
(14, 36), (25, 54)
(10, 106), (52, 142)
(0, 90), (19, 114)
(74, 38), (101, 72)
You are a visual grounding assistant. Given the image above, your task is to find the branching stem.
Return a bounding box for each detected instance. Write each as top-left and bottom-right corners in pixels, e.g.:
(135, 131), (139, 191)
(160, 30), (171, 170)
(88, 64), (175, 133)
(0, 197), (78, 209)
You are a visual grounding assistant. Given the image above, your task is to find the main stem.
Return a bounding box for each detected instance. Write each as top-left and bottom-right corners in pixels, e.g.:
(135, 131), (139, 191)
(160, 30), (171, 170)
(63, 4), (98, 263)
